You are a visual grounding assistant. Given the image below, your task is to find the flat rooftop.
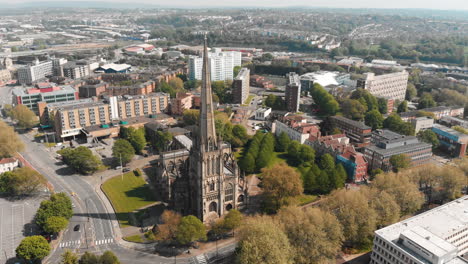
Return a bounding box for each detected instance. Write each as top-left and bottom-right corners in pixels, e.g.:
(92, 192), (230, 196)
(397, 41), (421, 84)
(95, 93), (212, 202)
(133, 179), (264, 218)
(376, 196), (468, 250)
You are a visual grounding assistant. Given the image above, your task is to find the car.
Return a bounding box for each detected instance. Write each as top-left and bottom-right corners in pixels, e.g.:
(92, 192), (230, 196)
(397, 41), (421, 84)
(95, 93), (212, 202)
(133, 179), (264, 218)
(115, 166), (122, 170)
(72, 203), (76, 208)
(143, 153), (149, 157)
(74, 224), (80, 231)
(123, 168), (130, 172)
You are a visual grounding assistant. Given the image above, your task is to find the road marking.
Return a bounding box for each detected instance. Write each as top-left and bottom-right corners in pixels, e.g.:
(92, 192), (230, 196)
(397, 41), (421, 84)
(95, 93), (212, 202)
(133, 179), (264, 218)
(196, 254), (208, 264)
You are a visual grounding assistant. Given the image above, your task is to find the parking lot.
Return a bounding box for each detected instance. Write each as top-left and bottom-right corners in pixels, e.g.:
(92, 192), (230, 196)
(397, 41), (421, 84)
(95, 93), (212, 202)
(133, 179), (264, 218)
(0, 197), (44, 262)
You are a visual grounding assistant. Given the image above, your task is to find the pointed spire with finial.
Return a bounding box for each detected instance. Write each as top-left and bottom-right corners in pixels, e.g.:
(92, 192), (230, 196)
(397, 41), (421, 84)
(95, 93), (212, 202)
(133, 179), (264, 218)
(198, 34), (218, 151)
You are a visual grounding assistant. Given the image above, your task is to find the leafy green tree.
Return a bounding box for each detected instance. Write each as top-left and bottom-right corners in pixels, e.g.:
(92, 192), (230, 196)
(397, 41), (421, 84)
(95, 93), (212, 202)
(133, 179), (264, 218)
(182, 109), (199, 125)
(61, 250), (78, 264)
(99, 251), (120, 264)
(11, 104), (37, 129)
(16, 236), (50, 262)
(58, 147), (102, 174)
(377, 98), (388, 114)
(232, 125), (248, 147)
(319, 154), (335, 171)
(237, 216), (293, 264)
(153, 131), (173, 153)
(261, 53), (274, 61)
(240, 153), (255, 174)
(311, 84), (339, 116)
(168, 77), (184, 90)
(418, 93), (436, 109)
(406, 83), (417, 101)
(417, 130), (439, 149)
(333, 164), (347, 188)
(128, 128), (146, 154)
(233, 66), (242, 77)
(342, 99), (367, 120)
(79, 252), (99, 264)
(0, 120), (24, 158)
(287, 140), (301, 161)
(175, 215), (207, 245)
(222, 209), (242, 232)
(261, 163), (303, 212)
(0, 167), (47, 196)
(350, 89), (378, 111)
(383, 114), (415, 136)
(299, 145), (315, 163)
(43, 216), (69, 234)
(277, 206), (343, 264)
(36, 193), (73, 228)
(390, 154), (411, 172)
(275, 132), (290, 152)
(365, 110), (384, 130)
(112, 139), (135, 165)
(397, 100), (408, 113)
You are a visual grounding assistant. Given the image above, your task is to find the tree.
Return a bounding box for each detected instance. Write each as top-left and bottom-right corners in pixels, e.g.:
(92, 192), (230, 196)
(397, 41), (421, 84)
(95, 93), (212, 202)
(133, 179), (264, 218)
(175, 215), (207, 245)
(377, 97), (388, 114)
(152, 131), (173, 152)
(79, 252), (100, 264)
(112, 139), (135, 166)
(361, 187), (400, 228)
(417, 130), (439, 149)
(100, 251), (120, 264)
(239, 153), (255, 174)
(418, 93), (436, 109)
(222, 209), (242, 232)
(383, 114), (415, 136)
(154, 210), (182, 241)
(0, 167), (47, 196)
(232, 125), (248, 147)
(406, 83), (417, 101)
(322, 189), (377, 248)
(397, 100), (408, 113)
(0, 120), (24, 158)
(127, 128), (146, 154)
(287, 140), (301, 161)
(61, 250), (78, 264)
(372, 172), (424, 215)
(277, 206), (343, 264)
(58, 147), (102, 175)
(261, 163), (303, 211)
(182, 109), (199, 125)
(310, 84), (340, 116)
(261, 53), (274, 61)
(233, 66), (241, 77)
(299, 145), (315, 163)
(11, 104), (37, 129)
(276, 132), (290, 152)
(43, 216), (69, 234)
(237, 216), (293, 264)
(36, 193), (73, 228)
(389, 154), (411, 172)
(341, 99), (367, 120)
(365, 110), (384, 130)
(168, 77), (184, 90)
(16, 236), (50, 262)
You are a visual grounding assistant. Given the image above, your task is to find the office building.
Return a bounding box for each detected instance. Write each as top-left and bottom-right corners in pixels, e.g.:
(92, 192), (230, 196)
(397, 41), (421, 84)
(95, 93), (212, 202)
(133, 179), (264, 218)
(300, 71), (354, 92)
(364, 129), (432, 171)
(440, 116), (468, 129)
(274, 115), (320, 144)
(411, 117), (434, 133)
(330, 116), (372, 149)
(357, 71), (409, 101)
(188, 50), (241, 81)
(255, 107), (272, 121)
(400, 107), (465, 122)
(232, 68), (250, 104)
(95, 63), (132, 74)
(50, 93), (169, 139)
(62, 61), (91, 79)
(336, 149), (368, 183)
(13, 83), (78, 114)
(285, 72), (301, 113)
(431, 124), (468, 158)
(17, 60), (53, 84)
(370, 196), (468, 264)
(170, 92), (200, 115)
(51, 58), (67, 76)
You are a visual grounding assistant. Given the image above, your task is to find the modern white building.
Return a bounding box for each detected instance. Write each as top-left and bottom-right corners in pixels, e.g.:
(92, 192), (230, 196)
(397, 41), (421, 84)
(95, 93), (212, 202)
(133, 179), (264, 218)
(17, 60), (54, 84)
(411, 117), (434, 133)
(370, 196), (468, 264)
(357, 71), (409, 101)
(188, 49), (241, 81)
(255, 107), (271, 121)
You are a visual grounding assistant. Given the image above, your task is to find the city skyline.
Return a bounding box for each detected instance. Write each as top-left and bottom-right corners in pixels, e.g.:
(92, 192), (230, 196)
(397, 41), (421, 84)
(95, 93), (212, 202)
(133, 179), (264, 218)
(0, 0), (468, 10)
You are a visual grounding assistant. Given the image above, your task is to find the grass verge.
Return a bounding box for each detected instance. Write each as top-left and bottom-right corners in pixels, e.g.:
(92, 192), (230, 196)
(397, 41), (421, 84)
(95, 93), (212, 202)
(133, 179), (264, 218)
(102, 171), (157, 227)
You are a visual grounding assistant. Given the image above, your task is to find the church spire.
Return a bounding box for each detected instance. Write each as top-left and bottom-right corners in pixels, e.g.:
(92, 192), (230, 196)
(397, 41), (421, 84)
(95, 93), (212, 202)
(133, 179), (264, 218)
(199, 34), (218, 151)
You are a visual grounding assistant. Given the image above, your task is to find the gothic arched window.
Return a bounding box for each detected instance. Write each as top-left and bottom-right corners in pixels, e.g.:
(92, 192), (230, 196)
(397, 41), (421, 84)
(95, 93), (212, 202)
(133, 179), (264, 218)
(209, 201), (217, 212)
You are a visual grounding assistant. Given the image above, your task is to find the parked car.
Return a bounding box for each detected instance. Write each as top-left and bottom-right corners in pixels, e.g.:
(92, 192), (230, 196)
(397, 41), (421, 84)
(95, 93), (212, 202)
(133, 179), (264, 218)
(74, 225), (80, 231)
(123, 168), (130, 172)
(115, 166), (122, 170)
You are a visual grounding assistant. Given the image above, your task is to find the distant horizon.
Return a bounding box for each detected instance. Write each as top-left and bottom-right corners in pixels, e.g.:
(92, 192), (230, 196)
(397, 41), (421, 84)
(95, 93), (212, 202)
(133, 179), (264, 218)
(0, 0), (468, 11)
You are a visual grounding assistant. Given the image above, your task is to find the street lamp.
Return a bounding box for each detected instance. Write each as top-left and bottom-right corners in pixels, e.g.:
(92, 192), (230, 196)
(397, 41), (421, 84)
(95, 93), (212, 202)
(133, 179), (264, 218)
(172, 246), (177, 264)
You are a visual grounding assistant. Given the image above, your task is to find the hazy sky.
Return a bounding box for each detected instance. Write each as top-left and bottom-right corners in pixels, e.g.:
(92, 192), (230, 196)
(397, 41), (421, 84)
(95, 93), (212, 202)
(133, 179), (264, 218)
(2, 0), (468, 10)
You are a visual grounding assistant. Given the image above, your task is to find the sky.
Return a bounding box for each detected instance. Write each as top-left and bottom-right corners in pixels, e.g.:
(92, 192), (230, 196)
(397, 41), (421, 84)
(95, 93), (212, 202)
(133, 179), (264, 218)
(1, 0), (468, 10)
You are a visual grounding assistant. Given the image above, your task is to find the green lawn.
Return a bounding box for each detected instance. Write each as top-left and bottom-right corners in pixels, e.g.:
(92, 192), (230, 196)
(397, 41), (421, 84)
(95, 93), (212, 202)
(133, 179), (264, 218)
(102, 172), (157, 227)
(123, 235), (144, 243)
(267, 152), (288, 168)
(295, 194), (318, 206)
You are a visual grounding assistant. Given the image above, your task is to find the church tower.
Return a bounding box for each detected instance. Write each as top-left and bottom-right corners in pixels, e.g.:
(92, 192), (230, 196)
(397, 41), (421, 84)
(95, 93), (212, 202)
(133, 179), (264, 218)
(187, 36), (244, 223)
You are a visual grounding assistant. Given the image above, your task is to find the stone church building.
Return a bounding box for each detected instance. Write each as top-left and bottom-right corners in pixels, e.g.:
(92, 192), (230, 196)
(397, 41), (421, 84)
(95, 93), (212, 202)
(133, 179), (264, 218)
(154, 37), (246, 223)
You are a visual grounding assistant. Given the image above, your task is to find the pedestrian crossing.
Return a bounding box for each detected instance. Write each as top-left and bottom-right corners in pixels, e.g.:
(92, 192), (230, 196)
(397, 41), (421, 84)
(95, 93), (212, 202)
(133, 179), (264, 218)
(196, 254), (208, 264)
(95, 238), (114, 245)
(59, 240), (81, 248)
(59, 238), (114, 248)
